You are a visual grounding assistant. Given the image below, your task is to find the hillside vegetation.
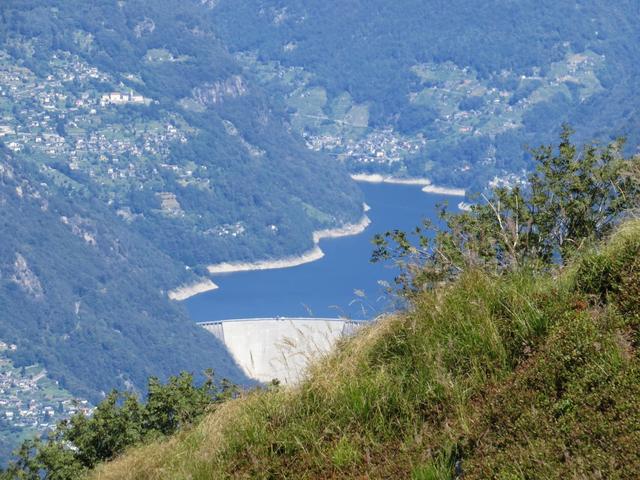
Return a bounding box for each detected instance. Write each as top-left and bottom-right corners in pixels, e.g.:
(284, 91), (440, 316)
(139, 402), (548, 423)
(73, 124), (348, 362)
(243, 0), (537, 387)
(4, 0), (640, 466)
(214, 0), (640, 188)
(0, 0), (361, 438)
(84, 134), (640, 479)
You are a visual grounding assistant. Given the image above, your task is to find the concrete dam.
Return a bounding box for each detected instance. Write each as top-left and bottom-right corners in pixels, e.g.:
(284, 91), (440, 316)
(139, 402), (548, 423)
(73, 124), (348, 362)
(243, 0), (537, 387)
(199, 318), (366, 384)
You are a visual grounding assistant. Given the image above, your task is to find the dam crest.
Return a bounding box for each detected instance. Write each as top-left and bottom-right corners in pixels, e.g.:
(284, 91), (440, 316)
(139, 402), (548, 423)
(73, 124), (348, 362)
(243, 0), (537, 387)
(199, 318), (366, 384)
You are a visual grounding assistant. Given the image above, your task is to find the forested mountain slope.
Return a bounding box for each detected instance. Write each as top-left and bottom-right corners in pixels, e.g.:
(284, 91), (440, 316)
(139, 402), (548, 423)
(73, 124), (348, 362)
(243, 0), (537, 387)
(0, 0), (362, 456)
(0, 149), (248, 402)
(213, 0), (640, 189)
(0, 146), (254, 460)
(1, 0), (363, 265)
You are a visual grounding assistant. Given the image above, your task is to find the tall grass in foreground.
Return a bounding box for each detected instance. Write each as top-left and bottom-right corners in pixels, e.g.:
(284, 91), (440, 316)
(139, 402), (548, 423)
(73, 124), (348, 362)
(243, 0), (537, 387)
(93, 221), (640, 479)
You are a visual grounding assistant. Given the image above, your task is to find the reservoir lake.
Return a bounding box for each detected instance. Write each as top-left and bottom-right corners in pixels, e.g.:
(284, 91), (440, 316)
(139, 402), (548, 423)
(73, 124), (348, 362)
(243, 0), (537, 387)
(185, 183), (457, 322)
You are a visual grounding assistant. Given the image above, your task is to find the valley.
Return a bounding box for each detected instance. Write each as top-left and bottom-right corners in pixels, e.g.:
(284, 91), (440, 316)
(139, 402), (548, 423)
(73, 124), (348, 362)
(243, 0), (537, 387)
(1, 0), (640, 471)
(186, 182), (456, 321)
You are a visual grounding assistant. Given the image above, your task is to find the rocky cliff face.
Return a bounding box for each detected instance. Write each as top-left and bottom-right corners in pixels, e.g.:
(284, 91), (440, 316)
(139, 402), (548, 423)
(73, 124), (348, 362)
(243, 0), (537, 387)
(11, 253), (44, 300)
(191, 75), (248, 107)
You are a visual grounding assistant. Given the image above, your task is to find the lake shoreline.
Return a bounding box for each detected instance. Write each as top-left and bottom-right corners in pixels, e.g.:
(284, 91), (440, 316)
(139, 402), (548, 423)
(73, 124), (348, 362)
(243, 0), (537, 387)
(421, 185), (466, 197)
(168, 279), (219, 301)
(351, 173), (466, 196)
(185, 182), (454, 321)
(174, 176), (462, 302)
(207, 212), (372, 276)
(171, 207), (371, 301)
(350, 173), (431, 186)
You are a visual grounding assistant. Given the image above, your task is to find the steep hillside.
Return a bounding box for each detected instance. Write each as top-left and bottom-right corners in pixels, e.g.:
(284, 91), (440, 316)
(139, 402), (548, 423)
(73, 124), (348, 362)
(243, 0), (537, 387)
(213, 0), (640, 189)
(0, 0), (362, 414)
(91, 221), (640, 479)
(0, 0), (363, 265)
(0, 150), (249, 402)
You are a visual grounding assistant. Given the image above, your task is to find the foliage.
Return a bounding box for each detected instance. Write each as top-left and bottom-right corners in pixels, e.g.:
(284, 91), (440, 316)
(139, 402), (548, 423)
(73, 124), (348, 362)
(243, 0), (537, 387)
(2, 371), (237, 478)
(573, 220), (640, 319)
(372, 128), (640, 296)
(0, 153), (249, 404)
(83, 131), (640, 477)
(0, 0), (364, 267)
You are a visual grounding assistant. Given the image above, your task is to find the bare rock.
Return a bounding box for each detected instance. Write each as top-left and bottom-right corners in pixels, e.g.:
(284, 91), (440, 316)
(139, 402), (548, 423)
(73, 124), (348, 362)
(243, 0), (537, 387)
(11, 253), (44, 300)
(191, 75), (248, 107)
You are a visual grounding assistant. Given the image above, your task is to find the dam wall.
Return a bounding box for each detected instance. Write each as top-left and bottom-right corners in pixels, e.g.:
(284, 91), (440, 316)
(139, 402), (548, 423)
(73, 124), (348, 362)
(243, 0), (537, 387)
(200, 318), (366, 384)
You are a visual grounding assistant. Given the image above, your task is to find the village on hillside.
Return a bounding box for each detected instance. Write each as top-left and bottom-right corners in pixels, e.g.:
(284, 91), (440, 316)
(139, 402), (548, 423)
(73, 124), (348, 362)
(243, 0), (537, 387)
(0, 50), (195, 193)
(0, 342), (91, 453)
(238, 49), (605, 182)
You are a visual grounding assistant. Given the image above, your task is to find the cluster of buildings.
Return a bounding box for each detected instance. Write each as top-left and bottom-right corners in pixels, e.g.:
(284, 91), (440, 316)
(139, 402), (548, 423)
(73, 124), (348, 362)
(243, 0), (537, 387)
(100, 90), (149, 106)
(489, 171), (528, 190)
(205, 222), (247, 238)
(422, 52), (603, 139)
(0, 49), (189, 188)
(156, 191), (183, 216)
(305, 128), (427, 167)
(0, 352), (90, 434)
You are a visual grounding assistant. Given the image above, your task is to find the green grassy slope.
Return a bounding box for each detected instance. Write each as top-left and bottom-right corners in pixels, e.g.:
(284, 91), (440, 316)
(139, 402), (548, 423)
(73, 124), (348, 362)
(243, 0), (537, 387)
(92, 221), (640, 479)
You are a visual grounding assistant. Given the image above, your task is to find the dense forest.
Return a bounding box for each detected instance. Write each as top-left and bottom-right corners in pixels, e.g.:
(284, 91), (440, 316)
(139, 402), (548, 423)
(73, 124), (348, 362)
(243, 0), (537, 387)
(0, 0), (363, 458)
(0, 148), (250, 400)
(213, 0), (640, 189)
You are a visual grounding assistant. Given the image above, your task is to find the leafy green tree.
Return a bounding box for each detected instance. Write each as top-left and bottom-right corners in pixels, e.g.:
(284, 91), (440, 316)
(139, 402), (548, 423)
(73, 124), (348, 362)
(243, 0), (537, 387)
(61, 393), (144, 469)
(372, 127), (640, 297)
(1, 438), (84, 480)
(144, 370), (216, 435)
(2, 371), (237, 479)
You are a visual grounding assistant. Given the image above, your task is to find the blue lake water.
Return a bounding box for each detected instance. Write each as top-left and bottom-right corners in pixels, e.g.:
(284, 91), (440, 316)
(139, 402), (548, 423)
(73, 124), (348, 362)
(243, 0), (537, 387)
(185, 183), (455, 322)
